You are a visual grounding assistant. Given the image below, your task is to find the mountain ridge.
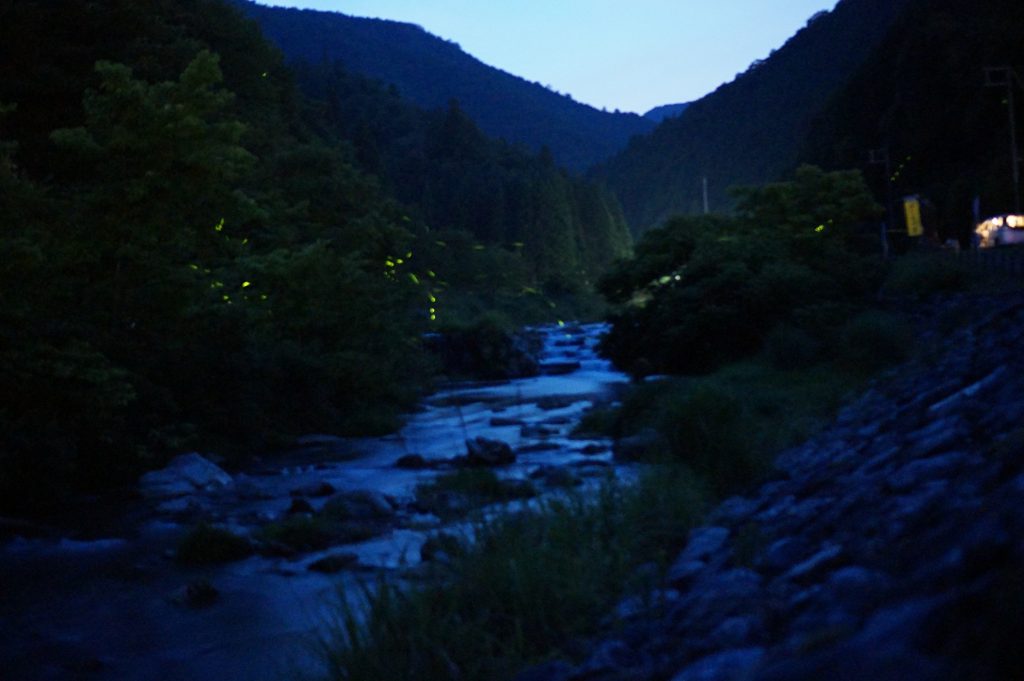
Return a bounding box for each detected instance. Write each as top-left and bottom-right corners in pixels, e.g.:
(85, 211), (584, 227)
(597, 0), (912, 232)
(234, 0), (655, 171)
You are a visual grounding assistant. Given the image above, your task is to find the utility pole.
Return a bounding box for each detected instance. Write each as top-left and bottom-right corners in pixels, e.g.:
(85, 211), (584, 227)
(869, 147), (895, 257)
(702, 176), (710, 215)
(985, 66), (1023, 213)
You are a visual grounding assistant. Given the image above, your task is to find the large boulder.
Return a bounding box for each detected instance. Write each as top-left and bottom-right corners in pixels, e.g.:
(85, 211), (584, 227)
(139, 453), (232, 500)
(465, 437), (516, 466)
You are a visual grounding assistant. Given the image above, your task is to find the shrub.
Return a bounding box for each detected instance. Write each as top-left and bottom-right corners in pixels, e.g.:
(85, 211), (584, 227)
(763, 324), (821, 370)
(657, 386), (766, 494)
(838, 310), (914, 371)
(176, 524), (253, 565)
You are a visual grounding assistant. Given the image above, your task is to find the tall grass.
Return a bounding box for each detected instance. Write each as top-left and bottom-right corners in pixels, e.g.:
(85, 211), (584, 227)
(321, 469), (707, 681)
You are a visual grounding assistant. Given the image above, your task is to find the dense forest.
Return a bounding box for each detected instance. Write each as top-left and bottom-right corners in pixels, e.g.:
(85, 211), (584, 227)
(0, 0), (630, 513)
(231, 0), (655, 171)
(801, 0), (1024, 243)
(596, 0), (911, 231)
(289, 60), (633, 304)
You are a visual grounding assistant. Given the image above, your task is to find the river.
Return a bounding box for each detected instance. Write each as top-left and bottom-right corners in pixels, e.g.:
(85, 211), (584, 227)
(0, 323), (630, 681)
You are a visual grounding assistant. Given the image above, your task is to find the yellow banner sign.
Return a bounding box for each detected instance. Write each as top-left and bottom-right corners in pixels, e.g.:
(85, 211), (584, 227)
(904, 197), (923, 237)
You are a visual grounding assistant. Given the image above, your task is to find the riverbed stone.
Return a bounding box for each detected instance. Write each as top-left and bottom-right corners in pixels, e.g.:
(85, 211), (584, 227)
(465, 437), (516, 466)
(395, 453), (430, 469)
(139, 453), (232, 499)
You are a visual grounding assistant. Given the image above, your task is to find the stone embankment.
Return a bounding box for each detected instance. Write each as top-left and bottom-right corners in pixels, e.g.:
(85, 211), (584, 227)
(521, 292), (1024, 681)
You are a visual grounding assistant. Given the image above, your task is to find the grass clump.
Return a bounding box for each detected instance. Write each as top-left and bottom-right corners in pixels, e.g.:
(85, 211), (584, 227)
(414, 469), (536, 520)
(261, 515), (384, 552)
(323, 469), (706, 681)
(176, 524), (253, 565)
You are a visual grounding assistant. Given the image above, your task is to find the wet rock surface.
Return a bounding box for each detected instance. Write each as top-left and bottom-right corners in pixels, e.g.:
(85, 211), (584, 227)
(519, 293), (1024, 681)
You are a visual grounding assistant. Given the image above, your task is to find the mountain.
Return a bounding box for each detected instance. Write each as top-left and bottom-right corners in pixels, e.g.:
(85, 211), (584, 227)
(801, 0), (1024, 243)
(597, 0), (911, 232)
(234, 1), (655, 171)
(643, 102), (690, 123)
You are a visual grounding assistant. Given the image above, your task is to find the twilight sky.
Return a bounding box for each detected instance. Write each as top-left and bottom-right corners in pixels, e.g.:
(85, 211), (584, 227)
(254, 1), (838, 114)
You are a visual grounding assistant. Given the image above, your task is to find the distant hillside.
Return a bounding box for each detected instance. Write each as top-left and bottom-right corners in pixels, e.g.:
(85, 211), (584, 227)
(643, 102), (690, 123)
(801, 0), (1024, 244)
(597, 0), (911, 232)
(235, 1), (654, 171)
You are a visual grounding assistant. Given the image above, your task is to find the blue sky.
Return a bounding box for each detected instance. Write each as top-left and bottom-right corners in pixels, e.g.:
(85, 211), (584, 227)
(255, 1), (837, 114)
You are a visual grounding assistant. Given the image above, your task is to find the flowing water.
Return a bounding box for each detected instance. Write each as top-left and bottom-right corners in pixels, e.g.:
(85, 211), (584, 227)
(0, 323), (630, 681)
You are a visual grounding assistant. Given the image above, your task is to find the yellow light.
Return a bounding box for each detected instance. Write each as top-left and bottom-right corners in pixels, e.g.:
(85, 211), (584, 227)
(408, 273), (420, 284)
(214, 219), (225, 232)
(815, 225), (826, 233)
(189, 264), (199, 271)
(385, 260), (395, 268)
(260, 294), (268, 300)
(396, 258), (404, 265)
(430, 314), (437, 321)
(405, 252), (413, 258)
(242, 281), (251, 288)
(222, 294), (230, 301)
(428, 294), (437, 303)
(427, 270), (437, 278)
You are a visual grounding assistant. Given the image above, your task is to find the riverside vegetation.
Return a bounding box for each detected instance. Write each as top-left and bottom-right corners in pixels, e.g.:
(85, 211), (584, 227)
(313, 167), (1015, 680)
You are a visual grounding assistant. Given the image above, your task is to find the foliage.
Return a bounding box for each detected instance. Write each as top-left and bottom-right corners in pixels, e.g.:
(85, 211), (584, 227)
(414, 469), (536, 519)
(837, 310), (915, 372)
(323, 470), (706, 681)
(599, 166), (882, 377)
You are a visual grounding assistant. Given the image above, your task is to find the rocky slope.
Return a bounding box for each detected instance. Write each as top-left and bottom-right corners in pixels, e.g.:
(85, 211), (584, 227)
(519, 291), (1024, 680)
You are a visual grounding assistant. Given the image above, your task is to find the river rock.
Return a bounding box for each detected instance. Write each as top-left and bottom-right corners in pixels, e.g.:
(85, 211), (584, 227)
(139, 453), (232, 499)
(465, 437), (516, 466)
(308, 552), (359, 574)
(289, 481), (336, 498)
(395, 453), (430, 469)
(323, 490), (396, 520)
